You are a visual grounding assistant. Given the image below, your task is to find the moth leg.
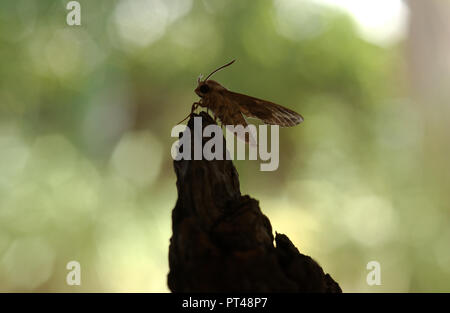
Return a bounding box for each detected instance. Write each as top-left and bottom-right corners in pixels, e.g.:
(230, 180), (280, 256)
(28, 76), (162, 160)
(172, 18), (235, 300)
(191, 102), (200, 113)
(197, 100), (207, 108)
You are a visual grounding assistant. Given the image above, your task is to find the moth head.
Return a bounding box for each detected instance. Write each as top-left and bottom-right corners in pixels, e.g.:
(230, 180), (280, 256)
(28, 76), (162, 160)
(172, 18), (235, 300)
(195, 80), (223, 97)
(195, 59), (235, 98)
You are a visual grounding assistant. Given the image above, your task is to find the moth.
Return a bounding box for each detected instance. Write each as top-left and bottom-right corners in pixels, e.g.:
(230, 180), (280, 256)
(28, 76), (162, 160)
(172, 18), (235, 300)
(179, 60), (303, 142)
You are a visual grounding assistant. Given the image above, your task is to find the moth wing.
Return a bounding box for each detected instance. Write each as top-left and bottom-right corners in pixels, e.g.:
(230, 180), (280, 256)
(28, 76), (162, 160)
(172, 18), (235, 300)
(225, 112), (257, 146)
(225, 90), (304, 127)
(206, 91), (257, 145)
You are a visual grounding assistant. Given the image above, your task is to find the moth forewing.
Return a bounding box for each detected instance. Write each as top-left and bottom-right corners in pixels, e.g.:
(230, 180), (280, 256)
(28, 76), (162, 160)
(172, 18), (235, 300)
(224, 90), (304, 127)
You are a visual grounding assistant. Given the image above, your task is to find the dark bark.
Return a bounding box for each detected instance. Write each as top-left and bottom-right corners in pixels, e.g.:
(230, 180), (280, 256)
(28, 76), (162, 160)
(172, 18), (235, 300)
(168, 112), (341, 292)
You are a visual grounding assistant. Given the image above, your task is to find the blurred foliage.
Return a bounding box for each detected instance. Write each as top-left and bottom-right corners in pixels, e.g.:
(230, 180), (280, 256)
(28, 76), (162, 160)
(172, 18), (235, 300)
(0, 0), (448, 292)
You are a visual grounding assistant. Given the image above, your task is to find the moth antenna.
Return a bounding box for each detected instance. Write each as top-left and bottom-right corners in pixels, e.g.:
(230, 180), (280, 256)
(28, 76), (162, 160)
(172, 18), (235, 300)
(176, 112), (191, 125)
(203, 59), (236, 82)
(177, 102), (200, 124)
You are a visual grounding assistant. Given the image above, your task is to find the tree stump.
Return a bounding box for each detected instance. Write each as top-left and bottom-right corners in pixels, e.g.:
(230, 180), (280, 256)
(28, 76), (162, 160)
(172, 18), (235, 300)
(168, 112), (341, 292)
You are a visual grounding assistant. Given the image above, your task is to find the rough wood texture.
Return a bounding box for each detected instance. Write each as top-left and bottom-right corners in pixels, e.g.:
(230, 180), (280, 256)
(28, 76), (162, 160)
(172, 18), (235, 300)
(168, 112), (341, 292)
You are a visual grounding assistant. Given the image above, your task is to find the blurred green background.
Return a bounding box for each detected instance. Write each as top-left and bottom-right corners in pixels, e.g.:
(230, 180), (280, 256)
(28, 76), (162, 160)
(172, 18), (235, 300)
(1, 0), (449, 292)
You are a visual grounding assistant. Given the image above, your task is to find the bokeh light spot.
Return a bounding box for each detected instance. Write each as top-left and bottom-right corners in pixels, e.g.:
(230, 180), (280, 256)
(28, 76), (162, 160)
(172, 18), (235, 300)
(1, 237), (55, 290)
(110, 131), (163, 187)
